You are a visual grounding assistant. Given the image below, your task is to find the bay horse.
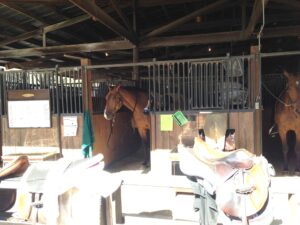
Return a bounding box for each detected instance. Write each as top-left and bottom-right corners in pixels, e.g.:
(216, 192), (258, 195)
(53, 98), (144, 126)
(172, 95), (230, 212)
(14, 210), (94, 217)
(104, 85), (151, 166)
(275, 70), (300, 174)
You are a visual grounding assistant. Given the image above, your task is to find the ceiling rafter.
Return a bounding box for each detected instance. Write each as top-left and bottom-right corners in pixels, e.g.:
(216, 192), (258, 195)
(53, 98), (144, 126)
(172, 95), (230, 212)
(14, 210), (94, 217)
(0, 40), (134, 58)
(0, 0), (84, 44)
(144, 0), (234, 38)
(0, 25), (300, 59)
(0, 0), (47, 25)
(242, 0), (270, 38)
(0, 14), (90, 47)
(68, 0), (137, 44)
(109, 0), (132, 31)
(141, 25), (300, 48)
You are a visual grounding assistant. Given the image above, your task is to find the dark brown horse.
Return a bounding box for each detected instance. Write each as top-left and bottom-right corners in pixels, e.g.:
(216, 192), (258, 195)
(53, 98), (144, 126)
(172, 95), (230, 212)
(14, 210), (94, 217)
(275, 70), (300, 174)
(104, 85), (151, 166)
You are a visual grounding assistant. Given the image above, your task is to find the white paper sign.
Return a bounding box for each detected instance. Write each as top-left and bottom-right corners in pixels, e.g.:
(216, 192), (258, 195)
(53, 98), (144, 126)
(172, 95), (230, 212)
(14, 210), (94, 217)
(63, 116), (78, 136)
(8, 100), (51, 128)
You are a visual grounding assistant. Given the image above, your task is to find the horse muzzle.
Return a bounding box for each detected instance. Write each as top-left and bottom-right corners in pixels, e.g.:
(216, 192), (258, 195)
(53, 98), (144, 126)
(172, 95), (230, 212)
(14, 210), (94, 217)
(104, 110), (114, 120)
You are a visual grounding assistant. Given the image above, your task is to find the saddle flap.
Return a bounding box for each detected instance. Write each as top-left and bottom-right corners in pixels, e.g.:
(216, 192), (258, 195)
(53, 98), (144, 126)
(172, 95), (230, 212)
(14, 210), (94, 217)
(216, 157), (271, 219)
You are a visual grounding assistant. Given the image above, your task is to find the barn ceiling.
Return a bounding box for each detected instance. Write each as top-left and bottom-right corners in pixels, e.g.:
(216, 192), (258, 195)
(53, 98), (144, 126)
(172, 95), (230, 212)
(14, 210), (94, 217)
(0, 0), (299, 69)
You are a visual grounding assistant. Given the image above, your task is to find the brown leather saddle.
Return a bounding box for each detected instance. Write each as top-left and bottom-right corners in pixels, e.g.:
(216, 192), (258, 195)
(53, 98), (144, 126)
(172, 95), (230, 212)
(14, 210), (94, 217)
(0, 155), (30, 212)
(179, 137), (274, 225)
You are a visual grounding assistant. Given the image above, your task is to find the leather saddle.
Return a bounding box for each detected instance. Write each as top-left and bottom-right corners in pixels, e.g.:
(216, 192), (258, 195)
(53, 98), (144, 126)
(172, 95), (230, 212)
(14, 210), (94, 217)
(0, 155), (30, 212)
(0, 155), (30, 180)
(179, 137), (274, 225)
(15, 154), (105, 224)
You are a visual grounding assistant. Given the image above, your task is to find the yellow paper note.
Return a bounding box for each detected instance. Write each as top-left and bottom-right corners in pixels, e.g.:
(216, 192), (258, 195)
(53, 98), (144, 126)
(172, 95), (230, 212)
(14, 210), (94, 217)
(160, 114), (173, 131)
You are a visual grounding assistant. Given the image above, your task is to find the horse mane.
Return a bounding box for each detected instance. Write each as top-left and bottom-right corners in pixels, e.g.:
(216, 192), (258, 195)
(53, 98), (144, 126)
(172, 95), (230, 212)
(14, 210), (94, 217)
(119, 85), (148, 94)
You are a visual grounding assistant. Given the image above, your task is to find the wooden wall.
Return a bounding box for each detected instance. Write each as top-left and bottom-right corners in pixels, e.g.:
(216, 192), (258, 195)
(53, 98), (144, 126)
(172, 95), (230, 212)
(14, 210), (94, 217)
(1, 112), (141, 166)
(150, 111), (257, 154)
(1, 115), (60, 155)
(92, 112), (141, 166)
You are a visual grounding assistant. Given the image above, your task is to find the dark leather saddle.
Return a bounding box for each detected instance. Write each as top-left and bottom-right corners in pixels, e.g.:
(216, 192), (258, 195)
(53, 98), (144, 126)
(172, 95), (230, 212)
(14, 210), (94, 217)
(0, 155), (30, 212)
(179, 137), (274, 225)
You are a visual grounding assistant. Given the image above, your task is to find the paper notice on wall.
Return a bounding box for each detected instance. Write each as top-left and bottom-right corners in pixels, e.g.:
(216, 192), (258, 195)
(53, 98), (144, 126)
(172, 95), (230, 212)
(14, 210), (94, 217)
(160, 114), (173, 131)
(63, 116), (78, 136)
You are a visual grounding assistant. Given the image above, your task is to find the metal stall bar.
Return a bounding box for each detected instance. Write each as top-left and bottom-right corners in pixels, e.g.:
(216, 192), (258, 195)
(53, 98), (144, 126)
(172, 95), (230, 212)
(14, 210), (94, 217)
(0, 71), (3, 116)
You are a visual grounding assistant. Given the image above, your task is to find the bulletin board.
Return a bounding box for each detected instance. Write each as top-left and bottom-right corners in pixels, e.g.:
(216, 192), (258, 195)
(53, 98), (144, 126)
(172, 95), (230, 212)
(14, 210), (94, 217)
(7, 89), (51, 128)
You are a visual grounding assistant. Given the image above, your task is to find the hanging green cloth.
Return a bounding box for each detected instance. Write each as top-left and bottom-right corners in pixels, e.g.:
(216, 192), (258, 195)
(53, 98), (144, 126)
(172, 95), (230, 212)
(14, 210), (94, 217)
(81, 110), (95, 158)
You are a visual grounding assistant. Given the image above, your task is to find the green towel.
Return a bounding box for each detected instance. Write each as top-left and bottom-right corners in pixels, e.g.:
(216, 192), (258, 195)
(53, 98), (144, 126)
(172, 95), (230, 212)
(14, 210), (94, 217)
(81, 110), (95, 158)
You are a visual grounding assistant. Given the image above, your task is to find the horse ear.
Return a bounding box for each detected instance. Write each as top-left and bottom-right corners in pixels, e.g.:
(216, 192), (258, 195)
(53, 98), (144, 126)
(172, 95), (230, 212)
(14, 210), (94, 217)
(283, 70), (291, 79)
(116, 84), (121, 91)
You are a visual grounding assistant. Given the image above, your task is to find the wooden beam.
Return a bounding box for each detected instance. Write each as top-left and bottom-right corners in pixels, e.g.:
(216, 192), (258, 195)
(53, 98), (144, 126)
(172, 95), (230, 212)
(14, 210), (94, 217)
(0, 40), (134, 58)
(141, 25), (300, 48)
(271, 0), (300, 9)
(0, 14), (90, 47)
(0, 25), (299, 59)
(109, 0), (132, 30)
(68, 0), (136, 44)
(7, 0), (65, 4)
(142, 31), (243, 48)
(5, 57), (76, 70)
(137, 0), (199, 7)
(144, 0), (232, 38)
(44, 14), (91, 33)
(243, 0), (270, 38)
(0, 0), (48, 25)
(0, 30), (42, 47)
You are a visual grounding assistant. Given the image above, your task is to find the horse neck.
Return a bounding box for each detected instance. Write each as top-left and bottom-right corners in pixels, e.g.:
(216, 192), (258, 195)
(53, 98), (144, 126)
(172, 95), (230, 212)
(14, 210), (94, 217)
(119, 88), (140, 113)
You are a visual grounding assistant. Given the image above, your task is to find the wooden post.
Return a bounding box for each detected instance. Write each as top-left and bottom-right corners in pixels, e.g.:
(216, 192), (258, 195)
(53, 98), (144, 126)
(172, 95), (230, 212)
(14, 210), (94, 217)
(250, 45), (262, 155)
(132, 47), (139, 80)
(132, 0), (139, 81)
(0, 116), (2, 167)
(80, 58), (93, 112)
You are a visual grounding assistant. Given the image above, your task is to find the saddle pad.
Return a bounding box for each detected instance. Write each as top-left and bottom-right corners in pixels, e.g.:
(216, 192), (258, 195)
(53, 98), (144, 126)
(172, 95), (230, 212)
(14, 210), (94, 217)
(20, 160), (72, 194)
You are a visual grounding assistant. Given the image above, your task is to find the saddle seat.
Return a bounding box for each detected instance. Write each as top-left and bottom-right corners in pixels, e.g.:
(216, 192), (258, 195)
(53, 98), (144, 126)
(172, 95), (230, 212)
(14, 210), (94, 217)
(193, 136), (254, 170)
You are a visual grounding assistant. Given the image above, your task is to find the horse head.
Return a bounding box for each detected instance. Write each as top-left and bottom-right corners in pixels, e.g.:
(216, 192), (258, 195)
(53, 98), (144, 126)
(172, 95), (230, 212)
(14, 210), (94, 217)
(283, 70), (300, 105)
(104, 85), (123, 120)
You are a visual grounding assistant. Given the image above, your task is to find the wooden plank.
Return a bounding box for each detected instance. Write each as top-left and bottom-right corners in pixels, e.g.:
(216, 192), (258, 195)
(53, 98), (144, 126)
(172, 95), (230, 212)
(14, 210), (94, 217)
(229, 112), (255, 153)
(251, 45), (262, 155)
(1, 116), (59, 149)
(7, 89), (50, 101)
